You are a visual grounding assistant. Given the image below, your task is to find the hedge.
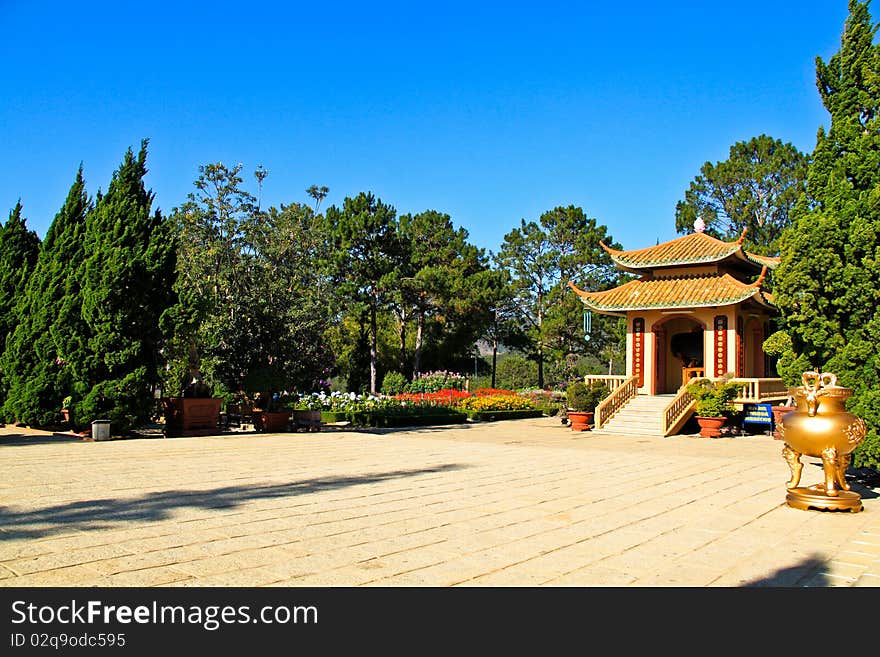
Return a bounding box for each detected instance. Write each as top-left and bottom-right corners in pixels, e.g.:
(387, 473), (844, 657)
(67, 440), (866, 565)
(466, 409), (545, 422)
(321, 410), (468, 427)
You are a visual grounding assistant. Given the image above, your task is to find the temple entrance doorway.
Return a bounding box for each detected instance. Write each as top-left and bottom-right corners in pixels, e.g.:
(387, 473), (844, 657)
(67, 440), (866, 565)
(653, 316), (705, 394)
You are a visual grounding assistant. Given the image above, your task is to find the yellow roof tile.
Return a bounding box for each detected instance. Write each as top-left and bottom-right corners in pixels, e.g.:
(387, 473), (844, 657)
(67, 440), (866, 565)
(600, 231), (779, 272)
(569, 272), (774, 314)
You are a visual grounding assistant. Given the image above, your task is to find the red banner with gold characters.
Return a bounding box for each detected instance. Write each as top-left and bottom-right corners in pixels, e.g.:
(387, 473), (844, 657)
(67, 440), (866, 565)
(714, 315), (727, 377)
(632, 318), (644, 387)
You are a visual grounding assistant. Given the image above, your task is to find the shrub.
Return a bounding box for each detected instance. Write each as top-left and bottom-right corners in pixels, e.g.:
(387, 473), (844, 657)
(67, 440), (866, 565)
(494, 355), (537, 390)
(762, 330), (811, 389)
(381, 371), (408, 396)
(686, 377), (740, 417)
(565, 381), (609, 412)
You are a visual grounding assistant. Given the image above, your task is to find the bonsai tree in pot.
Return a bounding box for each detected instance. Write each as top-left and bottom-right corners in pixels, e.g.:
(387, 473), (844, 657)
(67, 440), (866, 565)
(565, 380), (610, 432)
(686, 376), (741, 438)
(60, 395), (73, 424)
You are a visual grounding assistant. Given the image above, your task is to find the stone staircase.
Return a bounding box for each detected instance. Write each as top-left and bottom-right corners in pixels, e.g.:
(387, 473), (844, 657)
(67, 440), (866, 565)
(591, 394), (680, 437)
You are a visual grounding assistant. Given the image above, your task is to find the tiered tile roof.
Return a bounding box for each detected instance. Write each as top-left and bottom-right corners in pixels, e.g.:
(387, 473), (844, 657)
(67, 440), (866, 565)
(599, 230), (780, 274)
(569, 269), (773, 314)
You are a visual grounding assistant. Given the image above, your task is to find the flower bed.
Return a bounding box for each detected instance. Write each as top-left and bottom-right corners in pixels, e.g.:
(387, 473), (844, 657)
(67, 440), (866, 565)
(408, 370), (467, 393)
(299, 386), (555, 427)
(456, 394), (537, 412)
(394, 389), (470, 404)
(474, 387), (516, 397)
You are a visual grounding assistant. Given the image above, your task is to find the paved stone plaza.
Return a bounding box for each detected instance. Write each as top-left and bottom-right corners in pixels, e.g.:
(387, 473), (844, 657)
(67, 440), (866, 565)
(1, 417), (878, 587)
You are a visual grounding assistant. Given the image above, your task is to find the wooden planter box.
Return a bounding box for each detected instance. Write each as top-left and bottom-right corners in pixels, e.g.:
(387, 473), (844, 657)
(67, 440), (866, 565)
(253, 411), (291, 432)
(293, 410), (322, 432)
(163, 397), (223, 437)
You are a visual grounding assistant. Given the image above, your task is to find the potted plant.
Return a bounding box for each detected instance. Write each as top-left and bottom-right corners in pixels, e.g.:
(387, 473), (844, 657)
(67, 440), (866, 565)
(292, 393), (323, 432)
(565, 380), (610, 432)
(60, 395), (73, 424)
(252, 392), (294, 432)
(686, 376), (740, 437)
(162, 374), (224, 437)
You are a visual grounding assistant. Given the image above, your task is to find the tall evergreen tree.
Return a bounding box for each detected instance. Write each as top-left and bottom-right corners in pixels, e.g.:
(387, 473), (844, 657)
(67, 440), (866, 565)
(324, 192), (403, 394)
(774, 0), (880, 468)
(395, 210), (493, 378)
(1, 168), (90, 426)
(75, 140), (176, 433)
(0, 201), (40, 406)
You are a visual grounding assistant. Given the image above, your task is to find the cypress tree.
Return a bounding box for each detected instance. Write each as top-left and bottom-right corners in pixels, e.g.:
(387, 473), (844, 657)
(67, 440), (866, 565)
(0, 201), (40, 407)
(774, 0), (880, 468)
(75, 140), (176, 434)
(1, 168), (91, 426)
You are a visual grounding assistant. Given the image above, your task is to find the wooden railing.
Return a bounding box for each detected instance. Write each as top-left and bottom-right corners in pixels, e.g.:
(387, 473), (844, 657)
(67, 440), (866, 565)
(660, 377), (788, 436)
(662, 385), (696, 437)
(728, 378), (789, 404)
(594, 375), (638, 429)
(584, 375), (628, 394)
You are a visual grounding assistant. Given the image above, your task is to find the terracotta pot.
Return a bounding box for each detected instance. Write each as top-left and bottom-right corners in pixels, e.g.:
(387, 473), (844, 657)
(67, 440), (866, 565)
(567, 410), (593, 432)
(696, 416), (725, 438)
(771, 405), (795, 440)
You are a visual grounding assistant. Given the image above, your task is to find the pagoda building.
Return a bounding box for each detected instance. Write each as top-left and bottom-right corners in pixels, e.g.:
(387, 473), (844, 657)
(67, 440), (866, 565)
(569, 224), (779, 396)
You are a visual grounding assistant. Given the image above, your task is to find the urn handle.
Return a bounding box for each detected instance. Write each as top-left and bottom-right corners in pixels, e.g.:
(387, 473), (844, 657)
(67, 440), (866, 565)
(800, 371), (839, 417)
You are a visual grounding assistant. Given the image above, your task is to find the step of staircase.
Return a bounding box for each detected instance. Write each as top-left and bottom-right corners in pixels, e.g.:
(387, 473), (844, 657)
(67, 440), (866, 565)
(594, 394), (680, 437)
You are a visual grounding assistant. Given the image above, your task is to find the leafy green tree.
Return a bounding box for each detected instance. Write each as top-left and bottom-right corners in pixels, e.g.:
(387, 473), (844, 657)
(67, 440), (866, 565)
(238, 201), (334, 394)
(0, 201), (40, 406)
(75, 140), (177, 433)
(324, 192), (403, 394)
(162, 161), (258, 396)
(167, 164), (333, 399)
(1, 168), (90, 426)
(674, 135), (809, 255)
(495, 205), (618, 388)
(774, 0), (880, 469)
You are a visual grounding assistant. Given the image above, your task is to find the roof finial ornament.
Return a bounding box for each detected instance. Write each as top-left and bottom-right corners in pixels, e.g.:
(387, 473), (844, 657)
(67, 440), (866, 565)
(694, 216), (705, 233)
(736, 227), (748, 245)
(750, 265), (769, 288)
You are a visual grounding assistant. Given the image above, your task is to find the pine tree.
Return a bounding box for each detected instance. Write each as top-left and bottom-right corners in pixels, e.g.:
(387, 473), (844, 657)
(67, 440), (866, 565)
(774, 0), (880, 468)
(1, 168), (90, 426)
(0, 201), (40, 408)
(75, 140), (176, 434)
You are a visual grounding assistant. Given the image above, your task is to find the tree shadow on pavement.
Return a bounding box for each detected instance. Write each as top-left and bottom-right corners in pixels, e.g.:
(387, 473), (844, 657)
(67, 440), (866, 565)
(0, 431), (83, 446)
(0, 463), (467, 540)
(739, 554), (829, 587)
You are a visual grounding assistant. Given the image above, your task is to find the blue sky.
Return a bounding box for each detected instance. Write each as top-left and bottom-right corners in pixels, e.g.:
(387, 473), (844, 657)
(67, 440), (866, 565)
(0, 1), (853, 255)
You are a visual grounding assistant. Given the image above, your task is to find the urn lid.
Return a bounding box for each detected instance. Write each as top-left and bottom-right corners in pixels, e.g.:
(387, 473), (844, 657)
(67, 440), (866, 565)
(791, 372), (852, 415)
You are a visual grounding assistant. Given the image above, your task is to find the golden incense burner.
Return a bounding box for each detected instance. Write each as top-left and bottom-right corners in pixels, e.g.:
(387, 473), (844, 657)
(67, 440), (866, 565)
(780, 371), (865, 512)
